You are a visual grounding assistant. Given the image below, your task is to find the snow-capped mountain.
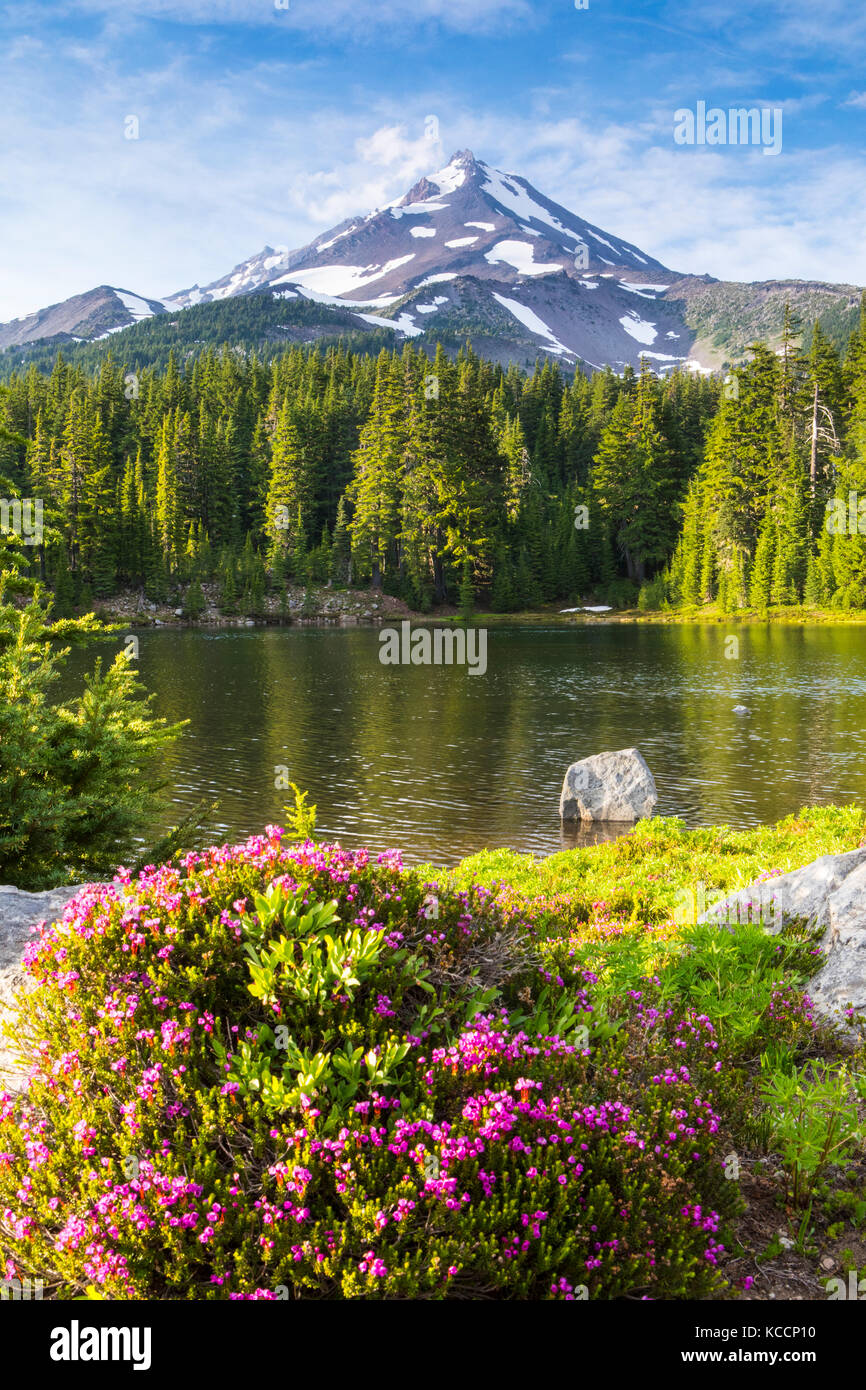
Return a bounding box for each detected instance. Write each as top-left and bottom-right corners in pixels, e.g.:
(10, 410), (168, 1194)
(170, 150), (670, 302)
(164, 150), (692, 371)
(1, 151), (861, 373)
(0, 285), (167, 352)
(169, 245), (294, 308)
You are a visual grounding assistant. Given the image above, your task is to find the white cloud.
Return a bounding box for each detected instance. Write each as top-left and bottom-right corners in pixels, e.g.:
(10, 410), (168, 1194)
(1, 12), (865, 325)
(678, 0), (866, 58)
(356, 125), (444, 185)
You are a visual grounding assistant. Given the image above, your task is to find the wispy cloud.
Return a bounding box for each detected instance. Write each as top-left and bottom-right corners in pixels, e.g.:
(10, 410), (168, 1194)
(65, 0), (536, 37)
(0, 0), (864, 321)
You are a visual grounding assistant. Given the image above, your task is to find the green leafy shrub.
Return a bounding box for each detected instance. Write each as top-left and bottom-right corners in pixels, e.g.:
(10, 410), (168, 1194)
(637, 575), (668, 611)
(760, 1061), (863, 1206)
(283, 783), (317, 842)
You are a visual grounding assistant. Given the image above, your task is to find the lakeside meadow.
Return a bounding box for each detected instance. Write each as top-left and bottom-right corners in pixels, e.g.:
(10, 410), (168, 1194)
(2, 802), (866, 1302)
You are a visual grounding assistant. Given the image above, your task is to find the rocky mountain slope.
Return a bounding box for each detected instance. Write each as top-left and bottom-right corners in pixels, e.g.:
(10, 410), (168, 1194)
(1, 151), (861, 374)
(0, 285), (167, 351)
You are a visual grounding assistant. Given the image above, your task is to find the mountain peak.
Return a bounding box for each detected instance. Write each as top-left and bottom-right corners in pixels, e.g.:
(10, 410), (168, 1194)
(448, 148), (478, 167)
(394, 151), (482, 209)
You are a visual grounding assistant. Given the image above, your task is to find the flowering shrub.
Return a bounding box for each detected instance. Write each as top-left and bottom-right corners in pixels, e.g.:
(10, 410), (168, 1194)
(0, 828), (756, 1298)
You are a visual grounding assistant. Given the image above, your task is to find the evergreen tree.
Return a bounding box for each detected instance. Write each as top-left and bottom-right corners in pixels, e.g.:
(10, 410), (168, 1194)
(329, 494), (351, 586)
(184, 577), (206, 620)
(265, 401), (311, 571)
(749, 515), (774, 612)
(348, 351), (405, 587)
(0, 580), (185, 888)
(458, 556), (475, 620)
(591, 362), (676, 582)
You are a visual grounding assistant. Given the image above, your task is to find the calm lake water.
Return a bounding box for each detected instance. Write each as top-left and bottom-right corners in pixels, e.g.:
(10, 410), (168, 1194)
(64, 623), (866, 865)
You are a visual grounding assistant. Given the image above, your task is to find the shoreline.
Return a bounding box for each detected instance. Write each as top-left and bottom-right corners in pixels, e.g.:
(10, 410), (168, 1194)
(91, 587), (866, 631)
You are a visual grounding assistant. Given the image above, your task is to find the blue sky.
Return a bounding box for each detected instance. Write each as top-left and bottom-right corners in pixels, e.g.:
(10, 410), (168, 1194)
(2, 0), (866, 320)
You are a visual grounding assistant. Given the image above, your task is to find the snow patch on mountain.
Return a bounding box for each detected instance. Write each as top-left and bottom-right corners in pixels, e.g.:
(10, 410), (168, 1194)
(289, 284), (399, 309)
(356, 310), (423, 338)
(479, 165), (579, 244)
(445, 236), (478, 248)
(585, 229), (619, 254)
(492, 292), (572, 357)
(316, 228), (356, 254)
(485, 240), (564, 277)
(619, 282), (670, 297)
(389, 200), (449, 218)
(465, 221), (495, 231)
(618, 283), (658, 299)
(430, 156), (469, 195)
(619, 313), (658, 344)
(278, 255), (416, 297)
(410, 227), (437, 238)
(114, 290), (159, 320)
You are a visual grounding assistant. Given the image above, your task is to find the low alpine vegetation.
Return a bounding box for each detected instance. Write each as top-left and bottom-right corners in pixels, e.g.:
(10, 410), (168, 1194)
(1, 807), (863, 1300)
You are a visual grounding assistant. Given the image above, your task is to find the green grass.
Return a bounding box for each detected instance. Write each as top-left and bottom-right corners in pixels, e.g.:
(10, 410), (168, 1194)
(425, 806), (864, 1062)
(431, 606), (866, 627)
(441, 806), (866, 923)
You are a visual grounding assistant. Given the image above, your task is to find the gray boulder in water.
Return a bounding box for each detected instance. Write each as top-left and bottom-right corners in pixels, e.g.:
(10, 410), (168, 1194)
(559, 747), (658, 823)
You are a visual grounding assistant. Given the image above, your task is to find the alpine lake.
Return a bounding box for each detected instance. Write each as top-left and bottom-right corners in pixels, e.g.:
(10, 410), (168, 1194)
(62, 621), (866, 865)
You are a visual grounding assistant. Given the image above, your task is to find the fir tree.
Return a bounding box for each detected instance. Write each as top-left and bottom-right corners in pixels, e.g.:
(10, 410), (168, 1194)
(749, 516), (774, 613)
(0, 583), (186, 888)
(329, 495), (351, 586)
(458, 556), (475, 620)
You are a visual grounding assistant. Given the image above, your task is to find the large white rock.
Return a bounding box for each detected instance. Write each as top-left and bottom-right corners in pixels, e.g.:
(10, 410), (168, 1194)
(559, 747), (657, 823)
(809, 860), (866, 1025)
(697, 847), (866, 1032)
(698, 848), (866, 936)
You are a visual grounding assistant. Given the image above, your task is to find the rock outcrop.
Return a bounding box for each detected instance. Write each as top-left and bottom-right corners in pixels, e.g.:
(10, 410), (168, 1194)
(0, 884), (83, 1091)
(698, 849), (866, 936)
(698, 848), (866, 1032)
(559, 747), (658, 823)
